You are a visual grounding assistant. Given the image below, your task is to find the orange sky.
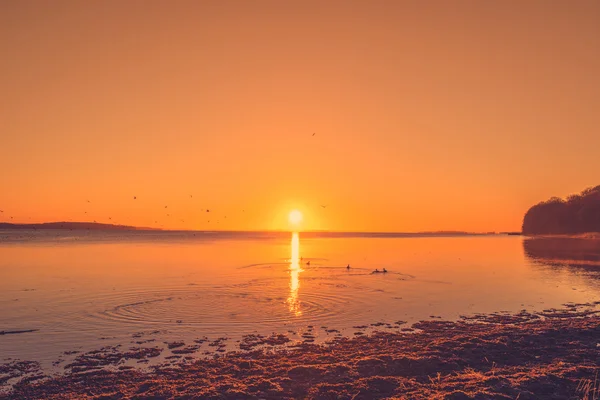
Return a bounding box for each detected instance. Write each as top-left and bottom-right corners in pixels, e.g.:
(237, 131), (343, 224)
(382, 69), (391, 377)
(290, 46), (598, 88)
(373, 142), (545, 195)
(1, 1), (599, 232)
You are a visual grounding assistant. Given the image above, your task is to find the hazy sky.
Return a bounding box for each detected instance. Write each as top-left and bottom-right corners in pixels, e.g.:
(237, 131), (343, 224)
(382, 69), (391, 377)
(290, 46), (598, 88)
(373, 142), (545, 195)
(1, 1), (599, 232)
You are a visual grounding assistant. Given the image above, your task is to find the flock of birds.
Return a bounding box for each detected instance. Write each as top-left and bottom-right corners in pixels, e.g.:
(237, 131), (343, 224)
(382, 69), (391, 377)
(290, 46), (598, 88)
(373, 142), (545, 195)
(2, 195), (329, 229)
(82, 195), (224, 228)
(2, 132), (332, 227)
(0, 209), (14, 220)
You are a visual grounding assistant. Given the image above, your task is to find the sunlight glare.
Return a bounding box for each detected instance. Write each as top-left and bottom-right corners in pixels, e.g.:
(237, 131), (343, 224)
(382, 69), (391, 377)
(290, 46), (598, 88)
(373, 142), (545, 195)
(289, 210), (303, 226)
(287, 232), (302, 316)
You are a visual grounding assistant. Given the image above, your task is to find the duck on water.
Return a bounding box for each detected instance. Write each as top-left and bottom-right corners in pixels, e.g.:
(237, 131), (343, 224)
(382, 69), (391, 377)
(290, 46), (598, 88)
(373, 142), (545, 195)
(372, 268), (387, 274)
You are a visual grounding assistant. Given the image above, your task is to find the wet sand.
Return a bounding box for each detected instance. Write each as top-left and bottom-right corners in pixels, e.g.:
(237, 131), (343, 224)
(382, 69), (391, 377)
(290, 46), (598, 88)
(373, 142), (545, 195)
(3, 303), (600, 399)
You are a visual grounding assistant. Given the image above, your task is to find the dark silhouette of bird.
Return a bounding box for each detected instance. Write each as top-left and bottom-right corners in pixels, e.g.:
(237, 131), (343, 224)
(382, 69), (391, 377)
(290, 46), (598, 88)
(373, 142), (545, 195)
(86, 200), (91, 203)
(321, 205), (327, 208)
(133, 196), (137, 200)
(0, 210), (3, 213)
(109, 217), (112, 220)
(306, 261), (311, 266)
(346, 264), (350, 270)
(206, 209), (210, 213)
(383, 268), (387, 273)
(165, 206), (167, 209)
(10, 216), (13, 219)
(190, 195), (193, 198)
(312, 132), (316, 136)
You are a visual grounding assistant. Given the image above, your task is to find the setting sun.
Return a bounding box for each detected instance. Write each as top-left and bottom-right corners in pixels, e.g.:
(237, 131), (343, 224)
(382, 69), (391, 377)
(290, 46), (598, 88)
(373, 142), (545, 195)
(289, 210), (303, 225)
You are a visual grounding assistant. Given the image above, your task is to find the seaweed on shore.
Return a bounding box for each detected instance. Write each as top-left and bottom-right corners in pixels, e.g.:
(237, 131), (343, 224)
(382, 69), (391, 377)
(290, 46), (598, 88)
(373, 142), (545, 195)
(4, 306), (600, 399)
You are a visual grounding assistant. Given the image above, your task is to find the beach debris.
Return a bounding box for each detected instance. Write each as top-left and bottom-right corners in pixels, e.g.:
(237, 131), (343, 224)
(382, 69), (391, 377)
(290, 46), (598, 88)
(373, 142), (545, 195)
(194, 337), (209, 345)
(6, 308), (600, 399)
(63, 346), (161, 372)
(0, 329), (39, 335)
(171, 345), (201, 355)
(165, 341), (185, 349)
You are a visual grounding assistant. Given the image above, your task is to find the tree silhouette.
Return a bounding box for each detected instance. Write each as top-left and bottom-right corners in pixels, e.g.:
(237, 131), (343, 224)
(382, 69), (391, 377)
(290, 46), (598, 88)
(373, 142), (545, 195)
(522, 185), (600, 234)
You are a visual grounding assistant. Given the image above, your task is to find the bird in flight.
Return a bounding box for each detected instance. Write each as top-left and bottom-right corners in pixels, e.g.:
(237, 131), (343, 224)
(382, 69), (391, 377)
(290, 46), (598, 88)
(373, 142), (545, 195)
(321, 205), (328, 208)
(133, 196), (137, 200)
(206, 209), (210, 213)
(0, 210), (3, 213)
(312, 132), (316, 136)
(165, 206), (168, 209)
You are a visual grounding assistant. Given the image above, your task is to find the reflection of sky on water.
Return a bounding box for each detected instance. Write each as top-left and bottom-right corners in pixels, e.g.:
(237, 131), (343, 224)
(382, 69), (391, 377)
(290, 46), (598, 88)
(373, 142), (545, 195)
(3, 233), (600, 366)
(523, 237), (600, 290)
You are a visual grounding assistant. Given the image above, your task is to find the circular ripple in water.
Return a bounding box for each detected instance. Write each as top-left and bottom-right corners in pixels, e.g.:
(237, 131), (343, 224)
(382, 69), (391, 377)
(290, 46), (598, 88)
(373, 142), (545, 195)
(92, 280), (369, 334)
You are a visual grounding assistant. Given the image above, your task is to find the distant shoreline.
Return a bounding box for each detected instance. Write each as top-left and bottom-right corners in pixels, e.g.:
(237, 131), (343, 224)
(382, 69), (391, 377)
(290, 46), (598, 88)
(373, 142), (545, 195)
(0, 222), (521, 237)
(0, 222), (159, 231)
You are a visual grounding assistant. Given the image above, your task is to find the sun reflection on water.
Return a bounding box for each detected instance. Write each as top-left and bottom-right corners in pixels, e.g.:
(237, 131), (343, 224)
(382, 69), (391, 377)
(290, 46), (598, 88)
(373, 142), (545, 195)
(287, 232), (303, 316)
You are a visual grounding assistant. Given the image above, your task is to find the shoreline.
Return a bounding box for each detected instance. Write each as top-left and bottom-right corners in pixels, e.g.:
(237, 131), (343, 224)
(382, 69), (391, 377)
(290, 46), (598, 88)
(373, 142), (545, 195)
(3, 304), (600, 399)
(0, 222), (507, 237)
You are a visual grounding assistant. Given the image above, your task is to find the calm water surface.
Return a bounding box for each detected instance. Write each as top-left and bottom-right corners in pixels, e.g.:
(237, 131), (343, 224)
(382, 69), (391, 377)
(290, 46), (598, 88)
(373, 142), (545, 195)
(1, 231), (600, 368)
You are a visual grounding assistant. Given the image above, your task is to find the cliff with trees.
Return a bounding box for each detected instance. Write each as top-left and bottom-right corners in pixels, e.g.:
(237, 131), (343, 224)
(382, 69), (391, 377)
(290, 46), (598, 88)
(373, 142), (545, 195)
(522, 185), (600, 235)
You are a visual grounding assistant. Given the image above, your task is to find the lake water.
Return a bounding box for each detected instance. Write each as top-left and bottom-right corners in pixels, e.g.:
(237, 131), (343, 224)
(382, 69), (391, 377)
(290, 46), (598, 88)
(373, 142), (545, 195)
(2, 230), (600, 369)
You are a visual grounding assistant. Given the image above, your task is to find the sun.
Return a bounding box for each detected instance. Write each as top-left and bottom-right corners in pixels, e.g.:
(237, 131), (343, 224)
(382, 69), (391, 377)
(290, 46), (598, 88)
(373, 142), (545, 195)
(289, 210), (303, 225)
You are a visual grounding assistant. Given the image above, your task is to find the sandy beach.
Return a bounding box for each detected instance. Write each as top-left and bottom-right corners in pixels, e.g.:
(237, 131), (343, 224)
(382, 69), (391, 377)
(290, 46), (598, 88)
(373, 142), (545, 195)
(4, 303), (600, 399)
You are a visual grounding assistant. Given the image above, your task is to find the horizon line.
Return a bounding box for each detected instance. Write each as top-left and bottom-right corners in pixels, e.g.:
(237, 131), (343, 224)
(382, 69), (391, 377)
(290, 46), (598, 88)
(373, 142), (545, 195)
(0, 221), (521, 235)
